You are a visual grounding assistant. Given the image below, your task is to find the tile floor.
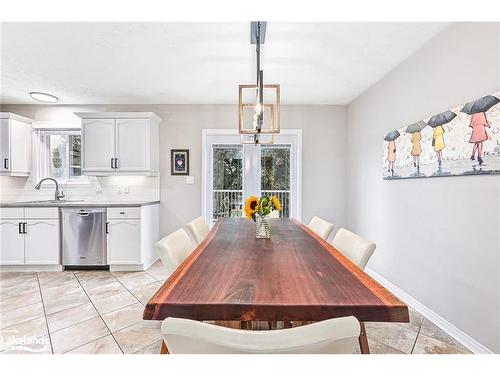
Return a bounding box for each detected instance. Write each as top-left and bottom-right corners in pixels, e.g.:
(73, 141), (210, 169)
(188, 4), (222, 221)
(0, 261), (471, 354)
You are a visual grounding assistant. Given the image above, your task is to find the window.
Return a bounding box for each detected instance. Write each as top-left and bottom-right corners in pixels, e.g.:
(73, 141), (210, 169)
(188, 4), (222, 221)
(261, 145), (291, 218)
(212, 144), (243, 221)
(38, 129), (87, 183)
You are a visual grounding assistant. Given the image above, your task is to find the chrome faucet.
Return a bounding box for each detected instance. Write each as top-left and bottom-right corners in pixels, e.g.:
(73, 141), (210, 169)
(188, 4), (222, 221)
(34, 178), (65, 201)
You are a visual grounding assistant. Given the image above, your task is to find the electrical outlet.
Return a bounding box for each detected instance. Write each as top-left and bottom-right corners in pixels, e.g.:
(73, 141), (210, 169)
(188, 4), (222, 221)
(186, 176), (195, 185)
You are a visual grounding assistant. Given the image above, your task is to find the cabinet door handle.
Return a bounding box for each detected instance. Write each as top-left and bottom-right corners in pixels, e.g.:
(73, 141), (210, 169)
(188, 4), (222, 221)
(106, 222), (110, 234)
(111, 158), (114, 169)
(115, 158), (119, 170)
(3, 158), (8, 169)
(18, 222), (23, 234)
(23, 222), (27, 234)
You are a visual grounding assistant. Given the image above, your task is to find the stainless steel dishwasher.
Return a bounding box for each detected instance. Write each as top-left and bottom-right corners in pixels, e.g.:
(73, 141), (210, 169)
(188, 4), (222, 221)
(61, 208), (106, 266)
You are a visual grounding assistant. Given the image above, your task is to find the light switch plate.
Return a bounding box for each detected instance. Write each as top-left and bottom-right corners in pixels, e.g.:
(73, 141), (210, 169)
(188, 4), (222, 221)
(186, 176), (195, 185)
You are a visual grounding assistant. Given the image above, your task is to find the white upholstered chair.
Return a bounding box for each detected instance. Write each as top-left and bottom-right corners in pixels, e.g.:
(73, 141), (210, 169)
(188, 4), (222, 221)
(186, 216), (210, 245)
(307, 216), (334, 240)
(329, 228), (376, 270)
(161, 316), (360, 354)
(155, 229), (194, 275)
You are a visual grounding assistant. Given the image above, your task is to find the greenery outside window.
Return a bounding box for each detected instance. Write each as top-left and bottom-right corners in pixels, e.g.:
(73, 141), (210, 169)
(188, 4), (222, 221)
(38, 129), (88, 184)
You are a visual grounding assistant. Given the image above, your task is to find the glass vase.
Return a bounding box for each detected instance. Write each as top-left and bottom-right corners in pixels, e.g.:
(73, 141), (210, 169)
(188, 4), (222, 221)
(255, 214), (271, 239)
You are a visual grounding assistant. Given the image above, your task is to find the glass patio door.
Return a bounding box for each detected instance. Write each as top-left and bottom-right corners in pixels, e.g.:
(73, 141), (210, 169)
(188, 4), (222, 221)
(260, 144), (291, 218)
(211, 144), (244, 221)
(203, 131), (300, 224)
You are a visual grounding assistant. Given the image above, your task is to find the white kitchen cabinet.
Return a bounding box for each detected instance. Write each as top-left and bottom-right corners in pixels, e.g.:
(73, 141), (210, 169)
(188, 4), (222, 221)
(25, 220), (60, 264)
(106, 204), (159, 271)
(0, 113), (33, 176)
(107, 220), (141, 265)
(116, 119), (152, 172)
(0, 208), (60, 266)
(0, 220), (25, 264)
(76, 112), (160, 176)
(81, 118), (115, 173)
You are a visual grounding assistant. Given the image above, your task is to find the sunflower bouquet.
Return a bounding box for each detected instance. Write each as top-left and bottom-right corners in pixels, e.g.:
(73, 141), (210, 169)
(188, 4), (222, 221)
(244, 195), (282, 221)
(244, 195), (282, 238)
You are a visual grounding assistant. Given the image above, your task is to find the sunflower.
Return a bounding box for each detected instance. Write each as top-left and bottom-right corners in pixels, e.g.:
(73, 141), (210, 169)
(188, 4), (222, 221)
(244, 196), (259, 220)
(272, 196), (282, 211)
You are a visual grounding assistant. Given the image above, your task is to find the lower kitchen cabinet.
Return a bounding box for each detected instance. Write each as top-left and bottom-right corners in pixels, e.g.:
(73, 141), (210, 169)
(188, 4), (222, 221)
(106, 204), (159, 271)
(0, 208), (60, 266)
(0, 204), (159, 271)
(25, 219), (60, 264)
(0, 220), (25, 264)
(107, 220), (141, 265)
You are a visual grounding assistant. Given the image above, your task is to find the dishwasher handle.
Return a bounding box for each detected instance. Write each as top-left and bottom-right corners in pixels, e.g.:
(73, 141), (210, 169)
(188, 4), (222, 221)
(71, 208), (104, 216)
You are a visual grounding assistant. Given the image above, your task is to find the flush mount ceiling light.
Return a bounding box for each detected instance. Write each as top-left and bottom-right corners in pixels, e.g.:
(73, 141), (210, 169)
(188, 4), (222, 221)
(29, 91), (59, 103)
(239, 21), (280, 145)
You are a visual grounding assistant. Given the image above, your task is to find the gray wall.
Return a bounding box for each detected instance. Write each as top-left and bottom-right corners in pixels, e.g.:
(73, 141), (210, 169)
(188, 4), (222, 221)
(346, 23), (500, 352)
(1, 104), (347, 237)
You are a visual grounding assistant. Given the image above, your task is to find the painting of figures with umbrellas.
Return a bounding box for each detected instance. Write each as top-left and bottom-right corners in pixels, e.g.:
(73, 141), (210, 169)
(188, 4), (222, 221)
(382, 92), (500, 180)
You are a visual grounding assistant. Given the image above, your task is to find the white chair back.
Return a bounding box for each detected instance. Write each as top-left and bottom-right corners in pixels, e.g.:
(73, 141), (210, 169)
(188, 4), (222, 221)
(307, 216), (334, 240)
(186, 216), (210, 245)
(329, 228), (376, 270)
(155, 229), (194, 275)
(161, 316), (360, 354)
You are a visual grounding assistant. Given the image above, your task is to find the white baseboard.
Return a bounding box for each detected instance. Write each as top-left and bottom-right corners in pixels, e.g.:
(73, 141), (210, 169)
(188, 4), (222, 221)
(110, 264), (146, 272)
(0, 265), (63, 272)
(142, 256), (159, 271)
(365, 267), (493, 354)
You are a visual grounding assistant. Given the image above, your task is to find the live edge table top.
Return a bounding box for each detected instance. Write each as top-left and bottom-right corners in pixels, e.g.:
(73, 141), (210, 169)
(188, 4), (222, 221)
(144, 218), (409, 323)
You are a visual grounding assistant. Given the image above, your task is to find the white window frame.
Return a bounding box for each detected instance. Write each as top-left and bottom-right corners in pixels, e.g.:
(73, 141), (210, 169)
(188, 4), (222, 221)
(202, 129), (302, 225)
(32, 121), (90, 187)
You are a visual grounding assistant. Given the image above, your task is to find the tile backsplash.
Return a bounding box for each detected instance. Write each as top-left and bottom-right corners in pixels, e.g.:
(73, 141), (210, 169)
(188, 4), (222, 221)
(0, 175), (160, 202)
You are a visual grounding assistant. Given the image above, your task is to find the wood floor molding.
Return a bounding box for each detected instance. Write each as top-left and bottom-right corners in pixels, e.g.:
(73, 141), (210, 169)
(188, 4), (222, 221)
(365, 267), (493, 354)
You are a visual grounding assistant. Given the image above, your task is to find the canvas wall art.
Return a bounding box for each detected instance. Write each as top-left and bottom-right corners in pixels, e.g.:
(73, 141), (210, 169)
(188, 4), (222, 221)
(383, 92), (500, 180)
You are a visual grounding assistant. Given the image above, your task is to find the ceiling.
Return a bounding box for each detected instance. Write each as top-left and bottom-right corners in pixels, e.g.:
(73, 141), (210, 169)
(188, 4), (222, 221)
(0, 22), (447, 105)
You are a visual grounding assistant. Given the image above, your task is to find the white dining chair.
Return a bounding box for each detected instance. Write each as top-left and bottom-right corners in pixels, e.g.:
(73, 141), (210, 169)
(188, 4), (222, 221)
(329, 228), (376, 270)
(161, 316), (360, 354)
(155, 228), (194, 275)
(186, 216), (210, 245)
(307, 216), (334, 240)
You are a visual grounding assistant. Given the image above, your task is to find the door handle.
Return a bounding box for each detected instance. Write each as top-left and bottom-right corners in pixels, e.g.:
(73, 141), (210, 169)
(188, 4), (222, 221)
(111, 158), (114, 169)
(23, 222), (27, 234)
(114, 158), (119, 170)
(3, 158), (8, 169)
(18, 222), (23, 234)
(106, 222), (109, 234)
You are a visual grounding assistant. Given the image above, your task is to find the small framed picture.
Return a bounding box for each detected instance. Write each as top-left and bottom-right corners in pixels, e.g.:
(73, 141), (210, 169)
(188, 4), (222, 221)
(171, 149), (190, 175)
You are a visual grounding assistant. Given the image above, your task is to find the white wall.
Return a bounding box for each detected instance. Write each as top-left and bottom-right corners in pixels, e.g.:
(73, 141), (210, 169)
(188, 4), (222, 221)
(0, 104), (347, 237)
(346, 23), (500, 352)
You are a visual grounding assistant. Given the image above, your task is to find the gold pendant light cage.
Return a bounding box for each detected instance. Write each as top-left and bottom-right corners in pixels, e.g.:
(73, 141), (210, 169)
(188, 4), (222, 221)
(238, 83), (280, 144)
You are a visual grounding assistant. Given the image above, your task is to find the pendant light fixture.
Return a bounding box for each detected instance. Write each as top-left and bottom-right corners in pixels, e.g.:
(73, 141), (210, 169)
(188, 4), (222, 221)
(239, 21), (280, 144)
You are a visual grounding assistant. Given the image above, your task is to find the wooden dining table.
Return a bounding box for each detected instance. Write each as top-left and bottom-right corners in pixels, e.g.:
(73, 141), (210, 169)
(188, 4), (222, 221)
(143, 218), (409, 354)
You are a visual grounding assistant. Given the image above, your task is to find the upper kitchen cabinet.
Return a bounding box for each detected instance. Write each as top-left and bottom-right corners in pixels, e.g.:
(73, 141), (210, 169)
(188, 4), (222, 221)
(0, 113), (33, 177)
(75, 112), (161, 176)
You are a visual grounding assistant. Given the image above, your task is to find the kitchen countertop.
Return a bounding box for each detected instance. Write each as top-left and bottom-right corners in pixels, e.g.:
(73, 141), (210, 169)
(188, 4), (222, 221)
(0, 200), (160, 208)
